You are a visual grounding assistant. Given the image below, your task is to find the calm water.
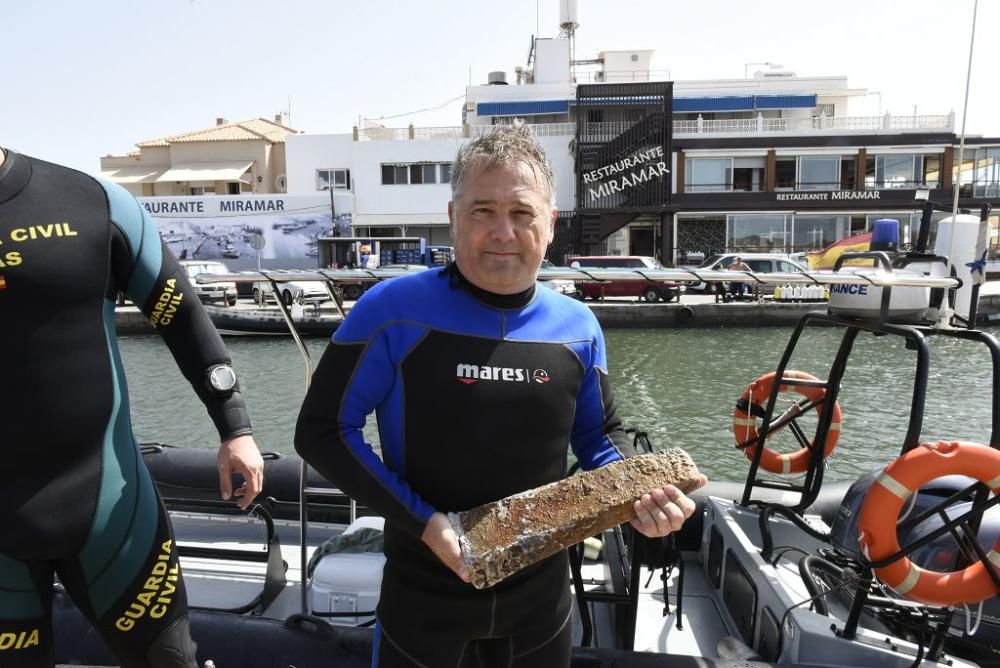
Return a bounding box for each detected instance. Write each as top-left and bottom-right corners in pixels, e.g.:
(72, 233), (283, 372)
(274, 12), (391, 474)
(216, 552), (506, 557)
(120, 327), (997, 482)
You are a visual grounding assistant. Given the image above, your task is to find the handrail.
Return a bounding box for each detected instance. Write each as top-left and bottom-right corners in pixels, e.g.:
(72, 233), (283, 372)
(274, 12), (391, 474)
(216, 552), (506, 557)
(196, 267), (962, 289)
(355, 114), (953, 141)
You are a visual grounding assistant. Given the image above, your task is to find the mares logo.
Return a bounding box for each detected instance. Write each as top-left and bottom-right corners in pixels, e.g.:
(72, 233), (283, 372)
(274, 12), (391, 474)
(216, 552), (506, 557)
(0, 628), (39, 651)
(149, 278), (183, 327)
(114, 539), (179, 632)
(455, 363), (551, 385)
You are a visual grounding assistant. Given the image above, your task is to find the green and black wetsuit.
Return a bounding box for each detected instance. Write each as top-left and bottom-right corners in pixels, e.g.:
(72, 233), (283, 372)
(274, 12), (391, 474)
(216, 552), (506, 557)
(0, 150), (251, 668)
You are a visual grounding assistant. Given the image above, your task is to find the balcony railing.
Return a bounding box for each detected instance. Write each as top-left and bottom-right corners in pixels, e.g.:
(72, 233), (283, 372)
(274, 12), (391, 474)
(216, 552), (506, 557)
(355, 113), (955, 142)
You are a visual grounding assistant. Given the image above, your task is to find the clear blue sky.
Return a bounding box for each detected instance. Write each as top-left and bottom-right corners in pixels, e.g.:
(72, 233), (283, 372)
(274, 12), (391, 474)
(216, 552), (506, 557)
(4, 0), (996, 174)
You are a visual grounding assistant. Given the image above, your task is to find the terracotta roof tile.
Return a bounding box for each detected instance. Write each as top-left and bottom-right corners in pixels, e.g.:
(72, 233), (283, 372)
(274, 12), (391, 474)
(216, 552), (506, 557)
(136, 118), (299, 148)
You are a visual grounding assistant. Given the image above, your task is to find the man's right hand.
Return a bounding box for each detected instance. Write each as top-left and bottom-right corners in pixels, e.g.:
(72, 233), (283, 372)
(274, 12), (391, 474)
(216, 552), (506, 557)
(421, 512), (470, 583)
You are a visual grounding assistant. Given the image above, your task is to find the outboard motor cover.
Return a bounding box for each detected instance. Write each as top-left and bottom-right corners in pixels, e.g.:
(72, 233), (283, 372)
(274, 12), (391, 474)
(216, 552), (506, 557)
(829, 469), (1000, 665)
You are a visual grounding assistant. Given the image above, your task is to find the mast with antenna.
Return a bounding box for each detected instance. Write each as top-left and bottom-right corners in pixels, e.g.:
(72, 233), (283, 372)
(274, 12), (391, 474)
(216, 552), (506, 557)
(558, 0), (579, 82)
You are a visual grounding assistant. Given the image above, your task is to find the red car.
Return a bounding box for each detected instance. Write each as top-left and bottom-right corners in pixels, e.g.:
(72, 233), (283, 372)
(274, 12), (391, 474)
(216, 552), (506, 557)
(568, 255), (683, 303)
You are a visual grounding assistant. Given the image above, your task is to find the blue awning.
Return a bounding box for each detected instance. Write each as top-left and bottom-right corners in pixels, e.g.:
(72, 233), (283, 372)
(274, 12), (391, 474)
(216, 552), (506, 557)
(673, 94), (818, 112)
(755, 94), (817, 109)
(674, 96), (753, 112)
(476, 100), (570, 116)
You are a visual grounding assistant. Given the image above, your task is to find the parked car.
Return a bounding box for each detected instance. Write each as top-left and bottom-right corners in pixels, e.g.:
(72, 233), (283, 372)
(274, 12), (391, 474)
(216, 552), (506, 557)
(179, 260), (238, 306)
(252, 277), (331, 306)
(539, 259), (580, 298)
(686, 253), (807, 292)
(567, 255), (683, 303)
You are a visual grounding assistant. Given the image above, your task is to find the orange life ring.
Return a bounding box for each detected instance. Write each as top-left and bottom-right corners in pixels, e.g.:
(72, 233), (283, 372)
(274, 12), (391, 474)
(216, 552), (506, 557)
(733, 370), (841, 475)
(858, 440), (1000, 606)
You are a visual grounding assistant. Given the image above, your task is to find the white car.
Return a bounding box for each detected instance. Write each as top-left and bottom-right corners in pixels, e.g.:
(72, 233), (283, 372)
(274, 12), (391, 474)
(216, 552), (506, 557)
(686, 253), (807, 292)
(252, 278), (330, 306)
(539, 259), (581, 299)
(179, 260), (238, 306)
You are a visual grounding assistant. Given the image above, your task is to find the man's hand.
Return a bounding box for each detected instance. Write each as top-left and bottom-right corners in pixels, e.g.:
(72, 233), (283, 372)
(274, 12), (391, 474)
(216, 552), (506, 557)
(630, 475), (707, 538)
(217, 434), (264, 510)
(421, 512), (470, 583)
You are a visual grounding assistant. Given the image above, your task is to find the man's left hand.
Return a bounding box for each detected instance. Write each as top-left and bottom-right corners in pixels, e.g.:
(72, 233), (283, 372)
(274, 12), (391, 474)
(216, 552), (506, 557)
(218, 435), (264, 510)
(630, 475), (707, 538)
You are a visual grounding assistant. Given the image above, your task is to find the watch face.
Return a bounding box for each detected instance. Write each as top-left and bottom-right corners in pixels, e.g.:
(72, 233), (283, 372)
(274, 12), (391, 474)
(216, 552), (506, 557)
(209, 365), (237, 392)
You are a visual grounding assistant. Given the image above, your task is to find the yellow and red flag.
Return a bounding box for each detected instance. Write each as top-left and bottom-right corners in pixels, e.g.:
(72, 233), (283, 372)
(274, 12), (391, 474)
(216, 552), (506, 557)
(806, 232), (872, 270)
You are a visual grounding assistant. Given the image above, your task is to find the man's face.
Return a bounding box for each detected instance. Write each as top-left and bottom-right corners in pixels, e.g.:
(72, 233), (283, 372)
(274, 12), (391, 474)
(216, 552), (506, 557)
(448, 161), (556, 295)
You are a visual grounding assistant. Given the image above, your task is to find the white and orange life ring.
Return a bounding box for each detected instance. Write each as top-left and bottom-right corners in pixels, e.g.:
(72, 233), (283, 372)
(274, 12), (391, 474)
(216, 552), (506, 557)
(858, 440), (1000, 606)
(733, 370), (841, 475)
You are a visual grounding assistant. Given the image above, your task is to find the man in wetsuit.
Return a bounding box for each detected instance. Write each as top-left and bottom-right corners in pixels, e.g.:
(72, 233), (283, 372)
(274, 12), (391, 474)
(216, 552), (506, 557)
(295, 123), (705, 667)
(0, 147), (264, 667)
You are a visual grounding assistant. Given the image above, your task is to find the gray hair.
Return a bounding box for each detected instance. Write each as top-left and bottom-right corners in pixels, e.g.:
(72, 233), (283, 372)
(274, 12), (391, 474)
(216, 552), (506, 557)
(450, 121), (556, 206)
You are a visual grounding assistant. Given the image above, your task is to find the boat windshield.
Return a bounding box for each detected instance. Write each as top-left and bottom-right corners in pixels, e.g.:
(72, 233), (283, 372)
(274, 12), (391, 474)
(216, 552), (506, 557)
(698, 254), (724, 268)
(184, 263), (227, 277)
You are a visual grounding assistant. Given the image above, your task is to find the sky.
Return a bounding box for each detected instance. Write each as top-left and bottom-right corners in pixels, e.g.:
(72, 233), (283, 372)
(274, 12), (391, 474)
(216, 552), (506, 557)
(3, 0), (997, 174)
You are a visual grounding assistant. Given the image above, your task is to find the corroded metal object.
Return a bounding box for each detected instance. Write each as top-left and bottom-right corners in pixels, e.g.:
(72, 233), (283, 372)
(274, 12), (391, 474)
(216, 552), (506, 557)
(449, 449), (702, 589)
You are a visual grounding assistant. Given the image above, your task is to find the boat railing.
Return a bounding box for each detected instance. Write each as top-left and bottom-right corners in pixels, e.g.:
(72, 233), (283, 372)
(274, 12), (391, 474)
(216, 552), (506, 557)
(193, 266), (967, 615)
(197, 267), (963, 290)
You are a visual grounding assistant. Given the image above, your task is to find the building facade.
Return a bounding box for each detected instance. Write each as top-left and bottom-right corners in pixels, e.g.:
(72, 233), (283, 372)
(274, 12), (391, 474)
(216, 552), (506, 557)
(101, 116), (299, 198)
(284, 41), (999, 267)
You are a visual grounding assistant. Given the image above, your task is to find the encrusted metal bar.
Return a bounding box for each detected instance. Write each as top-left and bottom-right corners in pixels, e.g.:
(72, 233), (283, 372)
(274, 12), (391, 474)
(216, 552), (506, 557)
(450, 449), (703, 589)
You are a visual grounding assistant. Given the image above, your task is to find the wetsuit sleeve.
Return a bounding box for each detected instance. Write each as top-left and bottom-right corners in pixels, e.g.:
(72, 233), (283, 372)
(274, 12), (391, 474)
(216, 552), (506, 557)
(295, 301), (436, 538)
(569, 325), (635, 469)
(101, 180), (252, 441)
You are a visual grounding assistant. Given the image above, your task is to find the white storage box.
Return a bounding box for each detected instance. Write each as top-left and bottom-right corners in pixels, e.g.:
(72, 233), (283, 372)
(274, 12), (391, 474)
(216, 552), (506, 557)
(308, 516), (385, 626)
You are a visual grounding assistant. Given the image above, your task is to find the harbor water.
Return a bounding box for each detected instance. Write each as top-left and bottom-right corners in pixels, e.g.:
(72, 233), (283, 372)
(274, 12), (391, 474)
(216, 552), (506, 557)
(121, 327), (996, 483)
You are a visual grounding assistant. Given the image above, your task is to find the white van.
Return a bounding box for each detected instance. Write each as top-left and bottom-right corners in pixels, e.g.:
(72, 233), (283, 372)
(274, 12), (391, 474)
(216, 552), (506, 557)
(179, 260), (238, 306)
(686, 253), (807, 292)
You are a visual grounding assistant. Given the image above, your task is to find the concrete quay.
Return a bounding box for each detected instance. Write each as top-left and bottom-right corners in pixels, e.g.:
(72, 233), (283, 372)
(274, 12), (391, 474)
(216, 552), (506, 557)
(114, 283), (1000, 334)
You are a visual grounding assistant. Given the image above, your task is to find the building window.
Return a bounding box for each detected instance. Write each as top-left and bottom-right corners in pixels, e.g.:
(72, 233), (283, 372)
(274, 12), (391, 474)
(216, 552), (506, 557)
(840, 157), (857, 190)
(685, 158), (731, 192)
(189, 186), (214, 196)
(733, 157), (765, 192)
(729, 214), (787, 252)
(815, 104), (835, 117)
(865, 154), (940, 189)
(798, 156), (840, 190)
(381, 165), (409, 185)
(317, 168), (351, 191)
(381, 162), (453, 185)
(226, 182), (241, 195)
(792, 215), (848, 252)
(775, 158), (796, 190)
(409, 164), (439, 184)
(974, 147), (1000, 197)
(922, 155), (941, 189)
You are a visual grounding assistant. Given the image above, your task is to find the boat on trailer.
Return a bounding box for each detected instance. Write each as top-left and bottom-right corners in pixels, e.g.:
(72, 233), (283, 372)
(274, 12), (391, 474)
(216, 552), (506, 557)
(56, 227), (1000, 667)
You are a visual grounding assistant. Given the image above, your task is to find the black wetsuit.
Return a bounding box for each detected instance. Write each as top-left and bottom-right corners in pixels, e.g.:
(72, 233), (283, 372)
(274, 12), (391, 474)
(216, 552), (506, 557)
(0, 150), (251, 667)
(296, 265), (635, 667)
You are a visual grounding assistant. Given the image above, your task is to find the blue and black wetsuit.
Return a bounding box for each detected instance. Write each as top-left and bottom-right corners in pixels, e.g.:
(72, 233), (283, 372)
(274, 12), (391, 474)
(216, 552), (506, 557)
(296, 264), (635, 667)
(0, 150), (252, 668)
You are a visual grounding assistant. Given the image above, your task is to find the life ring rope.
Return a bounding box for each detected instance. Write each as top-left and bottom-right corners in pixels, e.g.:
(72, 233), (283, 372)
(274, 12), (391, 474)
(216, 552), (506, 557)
(858, 440), (1000, 606)
(733, 370), (842, 475)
